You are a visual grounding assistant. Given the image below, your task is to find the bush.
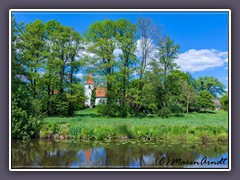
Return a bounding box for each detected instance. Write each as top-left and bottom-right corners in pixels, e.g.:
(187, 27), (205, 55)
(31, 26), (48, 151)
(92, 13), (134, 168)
(12, 101), (42, 140)
(170, 103), (185, 114)
(157, 107), (172, 117)
(39, 122), (59, 138)
(97, 103), (126, 117)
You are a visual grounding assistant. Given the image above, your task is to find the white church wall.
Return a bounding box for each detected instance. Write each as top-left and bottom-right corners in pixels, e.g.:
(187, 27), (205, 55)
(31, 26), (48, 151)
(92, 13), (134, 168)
(85, 84), (93, 107)
(95, 98), (107, 105)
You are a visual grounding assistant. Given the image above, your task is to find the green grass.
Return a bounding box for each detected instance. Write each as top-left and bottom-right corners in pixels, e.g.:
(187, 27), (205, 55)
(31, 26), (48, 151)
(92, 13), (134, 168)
(41, 108), (228, 142)
(44, 108), (228, 128)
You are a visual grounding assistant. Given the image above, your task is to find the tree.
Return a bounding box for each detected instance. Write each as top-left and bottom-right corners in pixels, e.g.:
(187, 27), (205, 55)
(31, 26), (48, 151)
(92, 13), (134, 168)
(11, 17), (42, 140)
(196, 76), (225, 97)
(219, 92), (228, 111)
(196, 90), (215, 111)
(136, 17), (161, 91)
(155, 35), (180, 107)
(185, 72), (198, 91)
(85, 19), (117, 104)
(140, 70), (163, 114)
(180, 80), (196, 113)
(90, 87), (96, 108)
(115, 19), (137, 110)
(44, 20), (84, 116)
(167, 70), (188, 96)
(18, 20), (46, 99)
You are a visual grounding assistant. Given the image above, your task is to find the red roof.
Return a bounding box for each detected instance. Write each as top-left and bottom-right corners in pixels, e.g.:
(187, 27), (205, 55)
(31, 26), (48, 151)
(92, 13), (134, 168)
(86, 73), (94, 85)
(96, 87), (106, 98)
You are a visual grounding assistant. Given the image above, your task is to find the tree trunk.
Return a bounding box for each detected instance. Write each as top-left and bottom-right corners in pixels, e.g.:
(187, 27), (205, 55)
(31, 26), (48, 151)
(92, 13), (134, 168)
(33, 78), (36, 99)
(47, 84), (51, 115)
(60, 51), (65, 94)
(163, 67), (167, 107)
(70, 55), (74, 95)
(106, 64), (112, 105)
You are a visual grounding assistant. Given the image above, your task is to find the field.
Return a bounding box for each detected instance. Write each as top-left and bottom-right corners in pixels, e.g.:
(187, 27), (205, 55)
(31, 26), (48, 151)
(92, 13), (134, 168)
(45, 108), (228, 127)
(41, 108), (229, 143)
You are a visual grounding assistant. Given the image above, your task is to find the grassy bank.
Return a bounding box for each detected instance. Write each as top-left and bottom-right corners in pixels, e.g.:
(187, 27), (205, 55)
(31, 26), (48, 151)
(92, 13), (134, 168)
(40, 109), (228, 143)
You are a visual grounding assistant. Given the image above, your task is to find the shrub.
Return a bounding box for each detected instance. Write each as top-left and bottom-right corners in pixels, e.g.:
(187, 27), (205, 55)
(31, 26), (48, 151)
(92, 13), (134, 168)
(157, 107), (172, 117)
(39, 122), (59, 138)
(97, 103), (126, 117)
(12, 101), (42, 140)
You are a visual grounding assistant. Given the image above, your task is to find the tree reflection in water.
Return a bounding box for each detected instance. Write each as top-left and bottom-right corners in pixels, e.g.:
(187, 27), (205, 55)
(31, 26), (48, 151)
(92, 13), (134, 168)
(11, 139), (228, 168)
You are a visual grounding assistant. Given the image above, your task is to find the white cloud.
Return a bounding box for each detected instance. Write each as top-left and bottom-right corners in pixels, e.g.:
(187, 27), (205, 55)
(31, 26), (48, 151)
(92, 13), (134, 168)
(113, 48), (123, 57)
(175, 49), (228, 72)
(135, 38), (155, 59)
(224, 66), (228, 70)
(75, 72), (83, 79)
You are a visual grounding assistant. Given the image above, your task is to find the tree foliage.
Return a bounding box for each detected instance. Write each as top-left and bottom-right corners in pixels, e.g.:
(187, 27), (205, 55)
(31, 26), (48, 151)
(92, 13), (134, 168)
(196, 90), (215, 111)
(12, 19), (86, 139)
(196, 76), (226, 97)
(219, 92), (228, 111)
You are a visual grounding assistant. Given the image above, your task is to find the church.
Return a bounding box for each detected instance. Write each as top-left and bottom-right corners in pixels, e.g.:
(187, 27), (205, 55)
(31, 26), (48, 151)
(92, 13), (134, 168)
(84, 73), (107, 107)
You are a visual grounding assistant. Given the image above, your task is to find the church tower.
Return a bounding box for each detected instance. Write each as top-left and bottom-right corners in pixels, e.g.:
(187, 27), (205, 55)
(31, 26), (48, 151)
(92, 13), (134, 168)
(84, 73), (94, 107)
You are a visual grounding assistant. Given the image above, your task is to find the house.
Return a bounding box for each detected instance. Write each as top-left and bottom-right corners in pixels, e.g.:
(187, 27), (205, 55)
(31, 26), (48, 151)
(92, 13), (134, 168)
(84, 73), (107, 107)
(213, 99), (221, 110)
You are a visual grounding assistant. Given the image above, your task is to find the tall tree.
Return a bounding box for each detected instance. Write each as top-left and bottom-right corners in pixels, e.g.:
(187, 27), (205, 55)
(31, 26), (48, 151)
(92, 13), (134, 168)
(67, 30), (83, 92)
(136, 17), (161, 91)
(115, 19), (137, 109)
(155, 35), (180, 107)
(44, 20), (84, 116)
(180, 80), (196, 113)
(18, 20), (46, 99)
(12, 17), (42, 140)
(85, 19), (117, 104)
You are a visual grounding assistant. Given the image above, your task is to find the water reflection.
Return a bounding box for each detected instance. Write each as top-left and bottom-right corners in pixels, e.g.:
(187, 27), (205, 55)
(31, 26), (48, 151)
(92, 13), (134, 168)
(11, 139), (228, 169)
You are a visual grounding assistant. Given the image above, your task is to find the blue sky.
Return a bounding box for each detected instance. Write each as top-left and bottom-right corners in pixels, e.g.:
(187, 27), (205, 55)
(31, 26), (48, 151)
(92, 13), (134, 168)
(13, 11), (229, 89)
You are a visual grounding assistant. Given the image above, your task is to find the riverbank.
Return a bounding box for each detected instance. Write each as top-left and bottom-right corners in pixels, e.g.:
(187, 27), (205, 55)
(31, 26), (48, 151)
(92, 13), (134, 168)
(40, 109), (228, 143)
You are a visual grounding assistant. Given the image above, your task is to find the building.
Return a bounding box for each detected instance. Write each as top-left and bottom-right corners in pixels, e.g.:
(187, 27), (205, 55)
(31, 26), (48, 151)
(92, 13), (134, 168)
(213, 99), (221, 110)
(84, 73), (107, 107)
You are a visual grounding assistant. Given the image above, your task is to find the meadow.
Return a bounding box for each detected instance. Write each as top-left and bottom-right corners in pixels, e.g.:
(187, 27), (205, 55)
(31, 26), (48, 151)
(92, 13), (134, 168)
(41, 108), (228, 143)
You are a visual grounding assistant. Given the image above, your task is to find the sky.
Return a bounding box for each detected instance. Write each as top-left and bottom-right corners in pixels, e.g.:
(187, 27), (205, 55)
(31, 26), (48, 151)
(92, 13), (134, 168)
(13, 11), (229, 90)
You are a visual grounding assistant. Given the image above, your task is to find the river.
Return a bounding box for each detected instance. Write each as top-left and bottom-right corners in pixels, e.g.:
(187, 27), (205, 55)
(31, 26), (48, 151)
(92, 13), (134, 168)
(11, 139), (228, 169)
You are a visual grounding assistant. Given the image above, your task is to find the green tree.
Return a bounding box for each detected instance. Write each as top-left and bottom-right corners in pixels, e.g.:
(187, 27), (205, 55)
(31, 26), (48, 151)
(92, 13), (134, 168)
(196, 90), (215, 111)
(136, 17), (161, 91)
(18, 20), (46, 99)
(167, 70), (189, 97)
(85, 19), (117, 104)
(185, 72), (198, 91)
(44, 20), (84, 116)
(90, 87), (96, 108)
(196, 76), (225, 97)
(180, 80), (196, 113)
(115, 19), (137, 111)
(155, 35), (180, 108)
(219, 92), (228, 111)
(141, 70), (163, 114)
(12, 17), (42, 140)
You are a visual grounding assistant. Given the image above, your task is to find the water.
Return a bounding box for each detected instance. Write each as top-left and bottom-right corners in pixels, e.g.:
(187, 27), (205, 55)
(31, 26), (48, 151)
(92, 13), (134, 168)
(11, 139), (228, 169)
